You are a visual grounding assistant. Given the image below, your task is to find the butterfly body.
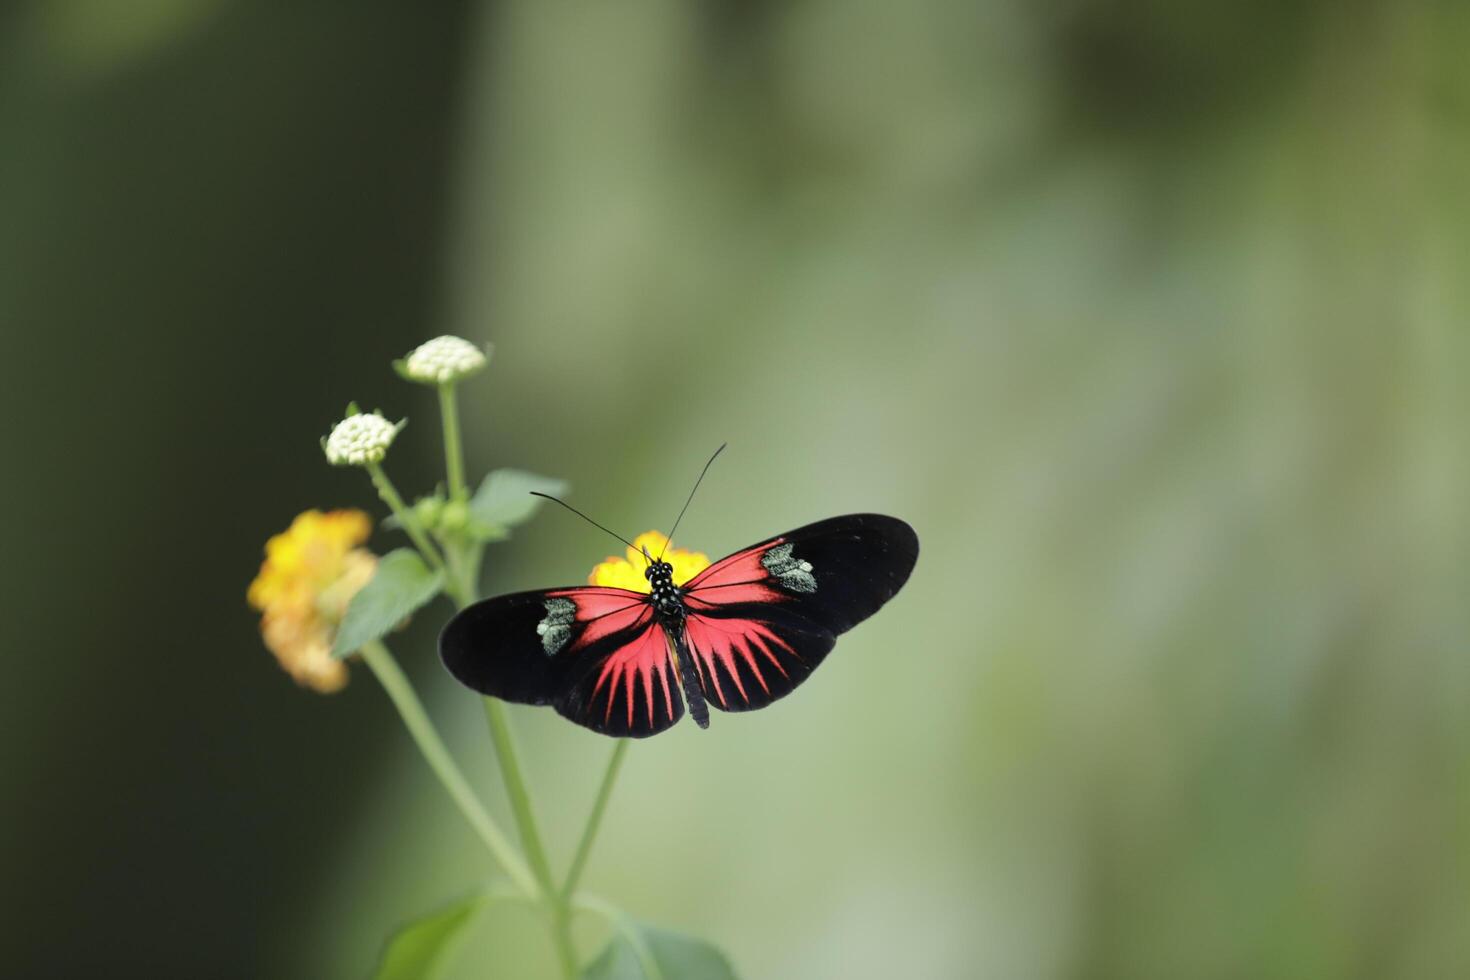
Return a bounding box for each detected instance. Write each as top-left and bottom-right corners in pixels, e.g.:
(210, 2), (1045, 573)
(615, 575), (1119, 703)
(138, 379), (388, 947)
(644, 556), (711, 728)
(669, 630), (709, 729)
(440, 514), (918, 738)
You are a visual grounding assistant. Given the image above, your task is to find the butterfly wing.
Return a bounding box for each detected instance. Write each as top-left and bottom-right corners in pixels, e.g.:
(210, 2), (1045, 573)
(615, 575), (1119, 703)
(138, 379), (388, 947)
(440, 586), (684, 738)
(678, 513), (918, 713)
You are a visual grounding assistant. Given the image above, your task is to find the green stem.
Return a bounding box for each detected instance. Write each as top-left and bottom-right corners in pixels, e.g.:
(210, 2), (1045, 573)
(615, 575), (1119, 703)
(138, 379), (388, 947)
(438, 383), (468, 502)
(562, 739), (629, 901)
(549, 905), (579, 979)
(358, 641), (540, 900)
(365, 462), (446, 573)
(440, 547), (475, 610)
(483, 699), (557, 887)
(434, 381), (479, 606)
(436, 374), (577, 976)
(483, 697), (578, 976)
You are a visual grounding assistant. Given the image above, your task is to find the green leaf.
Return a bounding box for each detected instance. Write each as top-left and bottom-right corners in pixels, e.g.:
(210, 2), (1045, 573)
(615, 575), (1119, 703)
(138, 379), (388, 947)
(372, 892), (487, 980)
(332, 548), (444, 658)
(582, 921), (739, 980)
(469, 469), (569, 532)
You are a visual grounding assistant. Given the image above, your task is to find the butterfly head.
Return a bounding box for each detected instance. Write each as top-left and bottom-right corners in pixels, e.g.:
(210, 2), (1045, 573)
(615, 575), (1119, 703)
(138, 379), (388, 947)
(643, 558), (675, 584)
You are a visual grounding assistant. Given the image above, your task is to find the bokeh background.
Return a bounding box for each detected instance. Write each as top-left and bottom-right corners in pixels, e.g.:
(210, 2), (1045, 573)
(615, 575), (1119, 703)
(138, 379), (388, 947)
(4, 0), (1469, 977)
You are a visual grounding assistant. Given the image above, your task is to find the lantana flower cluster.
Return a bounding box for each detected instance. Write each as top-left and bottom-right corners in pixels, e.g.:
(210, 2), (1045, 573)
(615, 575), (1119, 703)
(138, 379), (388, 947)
(247, 509), (376, 692)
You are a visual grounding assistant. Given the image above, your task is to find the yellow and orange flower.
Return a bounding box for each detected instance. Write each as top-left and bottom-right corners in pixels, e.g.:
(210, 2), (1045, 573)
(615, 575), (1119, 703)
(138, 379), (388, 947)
(247, 509), (377, 693)
(587, 531), (710, 591)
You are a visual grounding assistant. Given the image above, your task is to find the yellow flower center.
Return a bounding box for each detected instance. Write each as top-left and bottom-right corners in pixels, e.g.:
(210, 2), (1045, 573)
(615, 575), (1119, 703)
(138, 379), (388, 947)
(587, 530), (710, 592)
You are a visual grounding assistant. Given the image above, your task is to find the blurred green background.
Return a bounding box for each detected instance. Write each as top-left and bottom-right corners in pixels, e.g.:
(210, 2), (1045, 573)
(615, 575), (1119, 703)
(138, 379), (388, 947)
(4, 0), (1469, 977)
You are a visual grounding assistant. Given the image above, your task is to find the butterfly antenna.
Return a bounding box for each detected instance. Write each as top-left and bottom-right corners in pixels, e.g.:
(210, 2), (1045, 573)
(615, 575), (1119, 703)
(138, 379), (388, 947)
(530, 492), (639, 551)
(660, 443), (727, 561)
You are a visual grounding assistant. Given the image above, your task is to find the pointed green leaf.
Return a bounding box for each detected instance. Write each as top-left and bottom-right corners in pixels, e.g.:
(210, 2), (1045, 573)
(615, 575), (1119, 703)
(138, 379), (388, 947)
(469, 469), (569, 531)
(332, 548), (444, 658)
(583, 921), (739, 980)
(372, 892), (487, 980)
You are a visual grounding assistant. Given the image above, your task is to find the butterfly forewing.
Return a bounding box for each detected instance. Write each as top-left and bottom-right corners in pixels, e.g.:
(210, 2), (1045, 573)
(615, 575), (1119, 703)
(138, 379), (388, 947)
(438, 589), (567, 704)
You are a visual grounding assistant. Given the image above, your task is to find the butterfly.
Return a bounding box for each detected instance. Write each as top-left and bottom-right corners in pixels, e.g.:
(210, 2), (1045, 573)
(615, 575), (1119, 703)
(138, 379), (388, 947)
(439, 448), (919, 738)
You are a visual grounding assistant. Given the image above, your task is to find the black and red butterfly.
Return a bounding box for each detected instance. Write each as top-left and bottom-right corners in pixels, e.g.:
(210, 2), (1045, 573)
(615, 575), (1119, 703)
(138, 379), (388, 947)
(440, 449), (918, 738)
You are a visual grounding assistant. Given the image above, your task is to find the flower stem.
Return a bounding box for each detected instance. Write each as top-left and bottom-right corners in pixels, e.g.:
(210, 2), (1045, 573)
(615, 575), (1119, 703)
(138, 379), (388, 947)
(435, 374), (579, 977)
(548, 906), (579, 979)
(562, 739), (628, 901)
(365, 462), (446, 573)
(358, 640), (540, 900)
(482, 694), (580, 977)
(438, 383), (468, 502)
(482, 698), (557, 887)
(433, 381), (479, 606)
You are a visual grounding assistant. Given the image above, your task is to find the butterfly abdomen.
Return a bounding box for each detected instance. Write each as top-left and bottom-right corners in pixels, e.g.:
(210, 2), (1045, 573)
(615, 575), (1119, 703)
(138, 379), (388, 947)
(671, 631), (709, 729)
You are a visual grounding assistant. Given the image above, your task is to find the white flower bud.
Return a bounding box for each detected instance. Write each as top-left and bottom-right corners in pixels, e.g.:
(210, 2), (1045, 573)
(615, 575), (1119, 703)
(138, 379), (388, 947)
(401, 336), (489, 384)
(323, 411), (403, 466)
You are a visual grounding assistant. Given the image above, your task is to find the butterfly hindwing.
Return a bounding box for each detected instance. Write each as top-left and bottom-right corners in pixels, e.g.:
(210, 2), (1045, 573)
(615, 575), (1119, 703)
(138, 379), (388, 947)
(682, 602), (835, 712)
(439, 586), (684, 738)
(680, 513), (918, 713)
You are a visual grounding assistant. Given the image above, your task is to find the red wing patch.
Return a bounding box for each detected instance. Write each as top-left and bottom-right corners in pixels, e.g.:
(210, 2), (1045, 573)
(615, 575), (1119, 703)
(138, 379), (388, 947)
(551, 586), (647, 617)
(684, 614), (791, 707)
(589, 623), (678, 730)
(548, 586), (650, 651)
(682, 538), (787, 607)
(682, 607), (835, 713)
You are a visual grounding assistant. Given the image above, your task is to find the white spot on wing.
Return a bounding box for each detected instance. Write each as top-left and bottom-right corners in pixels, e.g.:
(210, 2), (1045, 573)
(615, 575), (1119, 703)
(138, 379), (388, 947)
(761, 543), (817, 593)
(539, 597), (576, 655)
